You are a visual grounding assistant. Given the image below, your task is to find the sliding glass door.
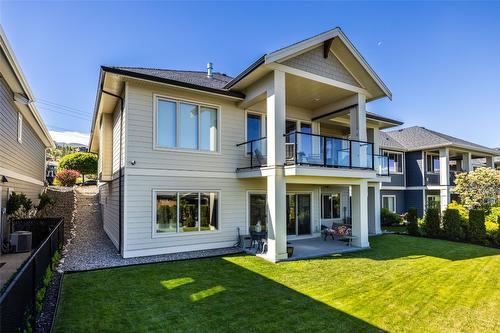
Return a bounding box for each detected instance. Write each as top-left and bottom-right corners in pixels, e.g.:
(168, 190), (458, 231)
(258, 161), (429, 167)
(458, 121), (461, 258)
(286, 193), (311, 236)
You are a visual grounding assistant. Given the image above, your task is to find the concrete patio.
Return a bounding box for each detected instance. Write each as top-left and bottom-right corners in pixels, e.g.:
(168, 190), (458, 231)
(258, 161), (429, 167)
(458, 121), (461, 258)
(243, 236), (364, 261)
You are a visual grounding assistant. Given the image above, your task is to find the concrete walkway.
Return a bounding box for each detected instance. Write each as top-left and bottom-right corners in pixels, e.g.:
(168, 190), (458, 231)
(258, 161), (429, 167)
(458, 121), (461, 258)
(61, 186), (240, 272)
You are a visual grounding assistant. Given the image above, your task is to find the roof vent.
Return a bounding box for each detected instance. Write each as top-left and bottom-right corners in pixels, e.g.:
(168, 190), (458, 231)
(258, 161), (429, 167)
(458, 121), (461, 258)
(207, 62), (213, 79)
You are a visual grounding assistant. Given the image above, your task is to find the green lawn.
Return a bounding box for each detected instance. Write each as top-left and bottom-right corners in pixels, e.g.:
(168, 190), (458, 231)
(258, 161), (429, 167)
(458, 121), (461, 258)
(54, 235), (500, 333)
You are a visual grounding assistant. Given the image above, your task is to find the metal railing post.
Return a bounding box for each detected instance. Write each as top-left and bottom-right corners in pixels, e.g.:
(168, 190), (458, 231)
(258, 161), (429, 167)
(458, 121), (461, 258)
(349, 140), (352, 169)
(293, 131), (298, 164)
(323, 136), (327, 167)
(250, 141), (253, 169)
(371, 144), (375, 170)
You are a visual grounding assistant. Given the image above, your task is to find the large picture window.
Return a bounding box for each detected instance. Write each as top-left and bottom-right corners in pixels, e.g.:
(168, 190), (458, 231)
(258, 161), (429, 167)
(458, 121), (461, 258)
(156, 97), (218, 152)
(322, 193), (341, 219)
(383, 151), (403, 174)
(155, 191), (219, 234)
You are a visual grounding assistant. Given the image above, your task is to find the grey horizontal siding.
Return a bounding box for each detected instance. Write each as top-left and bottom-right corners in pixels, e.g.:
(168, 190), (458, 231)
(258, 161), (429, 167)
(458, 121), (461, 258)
(425, 173), (440, 186)
(383, 173), (404, 187)
(0, 179), (43, 212)
(0, 79), (45, 182)
(404, 190), (424, 218)
(406, 151), (424, 187)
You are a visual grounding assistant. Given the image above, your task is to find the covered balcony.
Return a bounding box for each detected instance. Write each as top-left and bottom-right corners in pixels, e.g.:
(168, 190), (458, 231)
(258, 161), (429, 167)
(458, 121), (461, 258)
(236, 132), (389, 177)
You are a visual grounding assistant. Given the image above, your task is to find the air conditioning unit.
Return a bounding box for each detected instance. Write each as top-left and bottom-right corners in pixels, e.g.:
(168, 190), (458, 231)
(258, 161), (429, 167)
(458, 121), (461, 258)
(10, 231), (32, 253)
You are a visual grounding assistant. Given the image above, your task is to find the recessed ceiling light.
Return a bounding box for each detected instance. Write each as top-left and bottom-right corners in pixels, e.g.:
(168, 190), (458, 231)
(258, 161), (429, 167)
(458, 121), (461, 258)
(313, 97), (320, 102)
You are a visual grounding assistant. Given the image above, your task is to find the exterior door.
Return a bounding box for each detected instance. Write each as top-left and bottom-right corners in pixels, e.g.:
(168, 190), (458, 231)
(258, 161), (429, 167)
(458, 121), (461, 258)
(286, 193), (311, 236)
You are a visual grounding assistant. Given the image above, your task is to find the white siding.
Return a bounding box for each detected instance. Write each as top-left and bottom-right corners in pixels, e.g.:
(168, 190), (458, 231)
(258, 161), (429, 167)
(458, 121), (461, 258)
(125, 81), (248, 173)
(99, 179), (120, 249)
(123, 174), (265, 257)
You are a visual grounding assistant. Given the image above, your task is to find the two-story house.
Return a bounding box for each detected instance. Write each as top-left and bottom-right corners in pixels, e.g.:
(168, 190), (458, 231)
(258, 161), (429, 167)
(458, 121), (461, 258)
(379, 126), (499, 217)
(0, 26), (54, 221)
(89, 28), (401, 262)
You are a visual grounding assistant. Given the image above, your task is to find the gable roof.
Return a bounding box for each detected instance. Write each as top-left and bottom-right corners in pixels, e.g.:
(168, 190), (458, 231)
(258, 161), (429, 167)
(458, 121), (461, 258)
(379, 126), (499, 155)
(0, 26), (54, 148)
(101, 66), (244, 98)
(224, 27), (392, 100)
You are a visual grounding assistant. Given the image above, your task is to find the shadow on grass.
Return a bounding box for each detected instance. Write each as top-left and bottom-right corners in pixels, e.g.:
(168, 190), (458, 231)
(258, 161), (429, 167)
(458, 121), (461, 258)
(326, 234), (500, 262)
(54, 256), (385, 333)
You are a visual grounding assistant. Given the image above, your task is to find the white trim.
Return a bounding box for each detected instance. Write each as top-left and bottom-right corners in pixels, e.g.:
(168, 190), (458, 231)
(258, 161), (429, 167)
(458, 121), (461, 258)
(17, 112), (23, 143)
(153, 94), (222, 154)
(381, 186), (406, 190)
(382, 194), (396, 213)
(321, 192), (342, 220)
(425, 152), (441, 174)
(0, 167), (44, 186)
(245, 109), (266, 141)
(151, 189), (222, 239)
(381, 149), (404, 174)
(286, 191), (314, 237)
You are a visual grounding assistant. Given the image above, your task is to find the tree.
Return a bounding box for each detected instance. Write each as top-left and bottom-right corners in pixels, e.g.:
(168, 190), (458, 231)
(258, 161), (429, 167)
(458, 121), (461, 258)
(58, 152), (97, 182)
(454, 167), (500, 210)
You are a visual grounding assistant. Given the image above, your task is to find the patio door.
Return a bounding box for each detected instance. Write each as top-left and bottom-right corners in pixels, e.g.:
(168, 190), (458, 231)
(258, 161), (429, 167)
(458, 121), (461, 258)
(286, 193), (311, 236)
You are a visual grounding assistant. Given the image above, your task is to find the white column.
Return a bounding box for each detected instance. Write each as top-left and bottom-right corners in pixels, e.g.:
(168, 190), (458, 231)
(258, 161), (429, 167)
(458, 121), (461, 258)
(351, 180), (369, 247)
(439, 148), (450, 212)
(374, 182), (381, 234)
(350, 94), (367, 141)
(462, 152), (472, 172)
(439, 148), (450, 186)
(486, 156), (494, 169)
(264, 70), (287, 262)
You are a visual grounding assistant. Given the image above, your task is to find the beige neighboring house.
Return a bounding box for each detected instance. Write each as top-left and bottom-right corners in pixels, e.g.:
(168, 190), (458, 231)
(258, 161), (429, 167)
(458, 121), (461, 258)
(0, 26), (54, 217)
(89, 27), (402, 261)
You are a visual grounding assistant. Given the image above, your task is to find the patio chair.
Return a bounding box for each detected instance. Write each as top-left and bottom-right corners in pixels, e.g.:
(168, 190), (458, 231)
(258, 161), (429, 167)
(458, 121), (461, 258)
(235, 227), (251, 248)
(321, 223), (356, 246)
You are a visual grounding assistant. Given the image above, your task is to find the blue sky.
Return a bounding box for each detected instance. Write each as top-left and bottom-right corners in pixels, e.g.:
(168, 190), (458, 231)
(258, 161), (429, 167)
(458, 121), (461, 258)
(1, 1), (499, 146)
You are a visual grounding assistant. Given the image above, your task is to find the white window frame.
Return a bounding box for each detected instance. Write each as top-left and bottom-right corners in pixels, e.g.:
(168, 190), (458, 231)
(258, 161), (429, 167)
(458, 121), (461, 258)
(426, 194), (441, 209)
(382, 195), (397, 213)
(321, 192), (342, 220)
(152, 189), (221, 238)
(426, 153), (440, 174)
(17, 112), (22, 143)
(382, 150), (404, 174)
(153, 94), (221, 154)
(246, 190), (267, 233)
(245, 110), (266, 141)
(286, 191), (313, 237)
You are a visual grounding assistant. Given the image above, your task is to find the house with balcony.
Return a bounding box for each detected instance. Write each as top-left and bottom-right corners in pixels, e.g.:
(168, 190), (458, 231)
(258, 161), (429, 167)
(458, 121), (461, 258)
(89, 27), (401, 262)
(379, 126), (499, 217)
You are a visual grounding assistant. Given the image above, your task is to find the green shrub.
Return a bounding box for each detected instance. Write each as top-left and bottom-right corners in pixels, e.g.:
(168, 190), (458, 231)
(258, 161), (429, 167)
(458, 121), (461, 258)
(496, 216), (500, 246)
(448, 201), (468, 220)
(58, 152), (97, 182)
(442, 208), (465, 241)
(423, 208), (441, 237)
(55, 169), (80, 187)
(486, 206), (500, 225)
(381, 208), (402, 226)
(406, 207), (419, 236)
(468, 209), (486, 243)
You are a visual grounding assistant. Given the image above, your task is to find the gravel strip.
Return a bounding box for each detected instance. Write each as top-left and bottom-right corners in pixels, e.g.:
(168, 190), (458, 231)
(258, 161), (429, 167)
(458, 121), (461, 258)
(34, 272), (62, 333)
(61, 186), (242, 272)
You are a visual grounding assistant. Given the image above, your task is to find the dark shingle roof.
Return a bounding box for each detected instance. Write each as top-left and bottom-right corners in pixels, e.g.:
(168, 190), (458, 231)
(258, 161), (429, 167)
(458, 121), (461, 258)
(379, 131), (406, 151)
(379, 126), (499, 155)
(102, 66), (244, 98)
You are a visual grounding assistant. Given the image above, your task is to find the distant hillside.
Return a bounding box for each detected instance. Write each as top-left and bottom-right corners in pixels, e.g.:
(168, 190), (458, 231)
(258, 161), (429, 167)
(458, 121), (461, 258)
(55, 142), (88, 149)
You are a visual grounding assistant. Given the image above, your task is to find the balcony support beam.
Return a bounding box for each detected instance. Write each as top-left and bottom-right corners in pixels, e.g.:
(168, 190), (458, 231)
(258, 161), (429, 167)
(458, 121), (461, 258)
(462, 152), (472, 172)
(439, 147), (450, 212)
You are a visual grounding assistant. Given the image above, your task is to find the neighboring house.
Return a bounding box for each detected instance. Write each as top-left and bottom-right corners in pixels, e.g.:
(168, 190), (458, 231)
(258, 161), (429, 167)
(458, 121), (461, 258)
(0, 26), (54, 217)
(494, 148), (500, 170)
(379, 126), (499, 217)
(89, 27), (402, 261)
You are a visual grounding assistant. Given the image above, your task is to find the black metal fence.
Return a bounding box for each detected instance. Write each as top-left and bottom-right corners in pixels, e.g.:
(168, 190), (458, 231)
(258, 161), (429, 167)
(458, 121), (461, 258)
(0, 217), (64, 333)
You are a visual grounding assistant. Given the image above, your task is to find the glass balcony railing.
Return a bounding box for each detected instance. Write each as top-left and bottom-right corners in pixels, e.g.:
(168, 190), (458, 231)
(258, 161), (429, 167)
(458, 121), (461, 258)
(237, 131), (389, 176)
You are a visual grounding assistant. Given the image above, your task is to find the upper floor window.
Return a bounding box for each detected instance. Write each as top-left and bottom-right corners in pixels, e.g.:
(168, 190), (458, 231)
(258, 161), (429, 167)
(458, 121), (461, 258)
(426, 154), (440, 173)
(246, 113), (263, 142)
(156, 97), (218, 152)
(17, 112), (23, 143)
(383, 151), (403, 174)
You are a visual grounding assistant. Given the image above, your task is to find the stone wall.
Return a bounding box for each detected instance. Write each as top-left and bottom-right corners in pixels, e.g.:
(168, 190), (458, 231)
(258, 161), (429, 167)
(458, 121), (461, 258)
(45, 187), (75, 241)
